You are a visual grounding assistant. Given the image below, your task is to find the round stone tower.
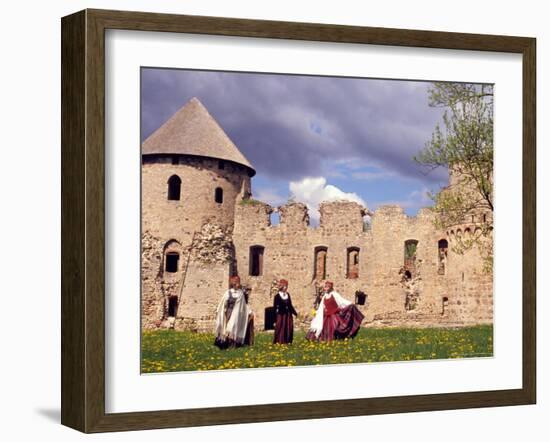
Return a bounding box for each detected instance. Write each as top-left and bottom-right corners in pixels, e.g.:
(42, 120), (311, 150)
(141, 97), (255, 244)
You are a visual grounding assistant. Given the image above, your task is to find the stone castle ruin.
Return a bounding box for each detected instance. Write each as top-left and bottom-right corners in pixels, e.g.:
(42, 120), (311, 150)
(141, 98), (493, 332)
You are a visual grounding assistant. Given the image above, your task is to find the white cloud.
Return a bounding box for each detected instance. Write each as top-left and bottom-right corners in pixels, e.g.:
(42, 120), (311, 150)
(289, 177), (366, 224)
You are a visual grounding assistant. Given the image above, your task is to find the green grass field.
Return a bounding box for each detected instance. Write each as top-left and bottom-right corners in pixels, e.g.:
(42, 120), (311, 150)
(141, 325), (493, 373)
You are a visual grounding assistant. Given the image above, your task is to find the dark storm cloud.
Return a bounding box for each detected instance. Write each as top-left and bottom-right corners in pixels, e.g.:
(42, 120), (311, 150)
(141, 68), (447, 184)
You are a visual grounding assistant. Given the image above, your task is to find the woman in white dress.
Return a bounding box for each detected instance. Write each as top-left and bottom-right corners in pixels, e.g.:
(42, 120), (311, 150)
(214, 275), (254, 349)
(306, 281), (364, 342)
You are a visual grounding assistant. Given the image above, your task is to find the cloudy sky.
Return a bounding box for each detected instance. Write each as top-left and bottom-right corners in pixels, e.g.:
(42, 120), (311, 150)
(141, 68), (450, 222)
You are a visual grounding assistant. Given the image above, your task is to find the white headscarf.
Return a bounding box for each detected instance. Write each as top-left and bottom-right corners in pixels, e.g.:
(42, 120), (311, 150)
(308, 291), (351, 338)
(214, 289), (251, 344)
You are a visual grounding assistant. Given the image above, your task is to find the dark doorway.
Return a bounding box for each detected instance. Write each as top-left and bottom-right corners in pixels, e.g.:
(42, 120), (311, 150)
(264, 307), (276, 330)
(168, 296), (178, 317)
(355, 291), (367, 305)
(249, 245), (264, 276)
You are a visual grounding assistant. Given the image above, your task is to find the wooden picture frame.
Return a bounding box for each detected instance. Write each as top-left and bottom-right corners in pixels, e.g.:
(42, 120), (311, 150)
(61, 8), (536, 433)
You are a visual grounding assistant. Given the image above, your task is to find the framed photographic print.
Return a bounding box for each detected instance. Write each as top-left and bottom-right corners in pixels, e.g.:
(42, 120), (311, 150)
(61, 9), (536, 433)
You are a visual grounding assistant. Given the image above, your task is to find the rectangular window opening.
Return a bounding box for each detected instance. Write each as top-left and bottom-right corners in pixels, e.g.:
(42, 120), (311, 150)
(165, 252), (179, 273)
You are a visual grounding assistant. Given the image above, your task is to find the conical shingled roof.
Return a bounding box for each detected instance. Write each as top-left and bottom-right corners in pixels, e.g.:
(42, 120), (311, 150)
(142, 97), (255, 176)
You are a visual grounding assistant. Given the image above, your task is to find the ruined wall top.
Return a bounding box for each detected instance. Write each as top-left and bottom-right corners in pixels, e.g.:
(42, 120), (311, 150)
(373, 205), (435, 222)
(319, 201), (367, 234)
(234, 198), (272, 230)
(374, 205), (406, 217)
(235, 198), (370, 233)
(278, 202), (309, 229)
(370, 205), (441, 238)
(232, 192), (441, 241)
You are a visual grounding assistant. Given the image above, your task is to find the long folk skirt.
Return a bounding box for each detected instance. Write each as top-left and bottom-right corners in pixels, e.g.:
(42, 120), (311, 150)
(214, 316), (255, 349)
(273, 313), (294, 344)
(307, 305), (365, 342)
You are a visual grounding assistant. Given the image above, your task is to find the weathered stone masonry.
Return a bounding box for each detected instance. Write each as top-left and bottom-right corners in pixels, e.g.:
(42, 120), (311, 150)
(141, 98), (493, 332)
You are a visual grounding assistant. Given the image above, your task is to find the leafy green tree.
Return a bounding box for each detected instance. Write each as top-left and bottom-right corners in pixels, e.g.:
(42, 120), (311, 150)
(414, 82), (494, 272)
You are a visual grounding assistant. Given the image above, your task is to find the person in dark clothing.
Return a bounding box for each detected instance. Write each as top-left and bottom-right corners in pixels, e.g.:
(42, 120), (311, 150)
(273, 279), (298, 344)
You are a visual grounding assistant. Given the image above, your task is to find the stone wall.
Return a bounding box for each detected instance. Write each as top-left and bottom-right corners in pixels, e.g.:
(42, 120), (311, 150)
(141, 156), (493, 333)
(233, 201), (376, 329)
(232, 200), (493, 330)
(141, 231), (165, 329)
(141, 223), (233, 331)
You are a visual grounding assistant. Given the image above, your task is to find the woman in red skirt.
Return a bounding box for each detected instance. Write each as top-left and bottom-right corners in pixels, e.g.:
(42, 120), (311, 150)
(273, 279), (298, 344)
(306, 281), (364, 342)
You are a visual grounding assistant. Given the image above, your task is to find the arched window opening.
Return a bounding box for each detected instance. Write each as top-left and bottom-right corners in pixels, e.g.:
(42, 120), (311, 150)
(438, 239), (448, 275)
(168, 296), (178, 317)
(347, 247), (360, 279)
(215, 187), (224, 204)
(404, 239), (418, 274)
(167, 175), (181, 201)
(314, 246), (328, 280)
(249, 245), (264, 276)
(165, 252), (179, 273)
